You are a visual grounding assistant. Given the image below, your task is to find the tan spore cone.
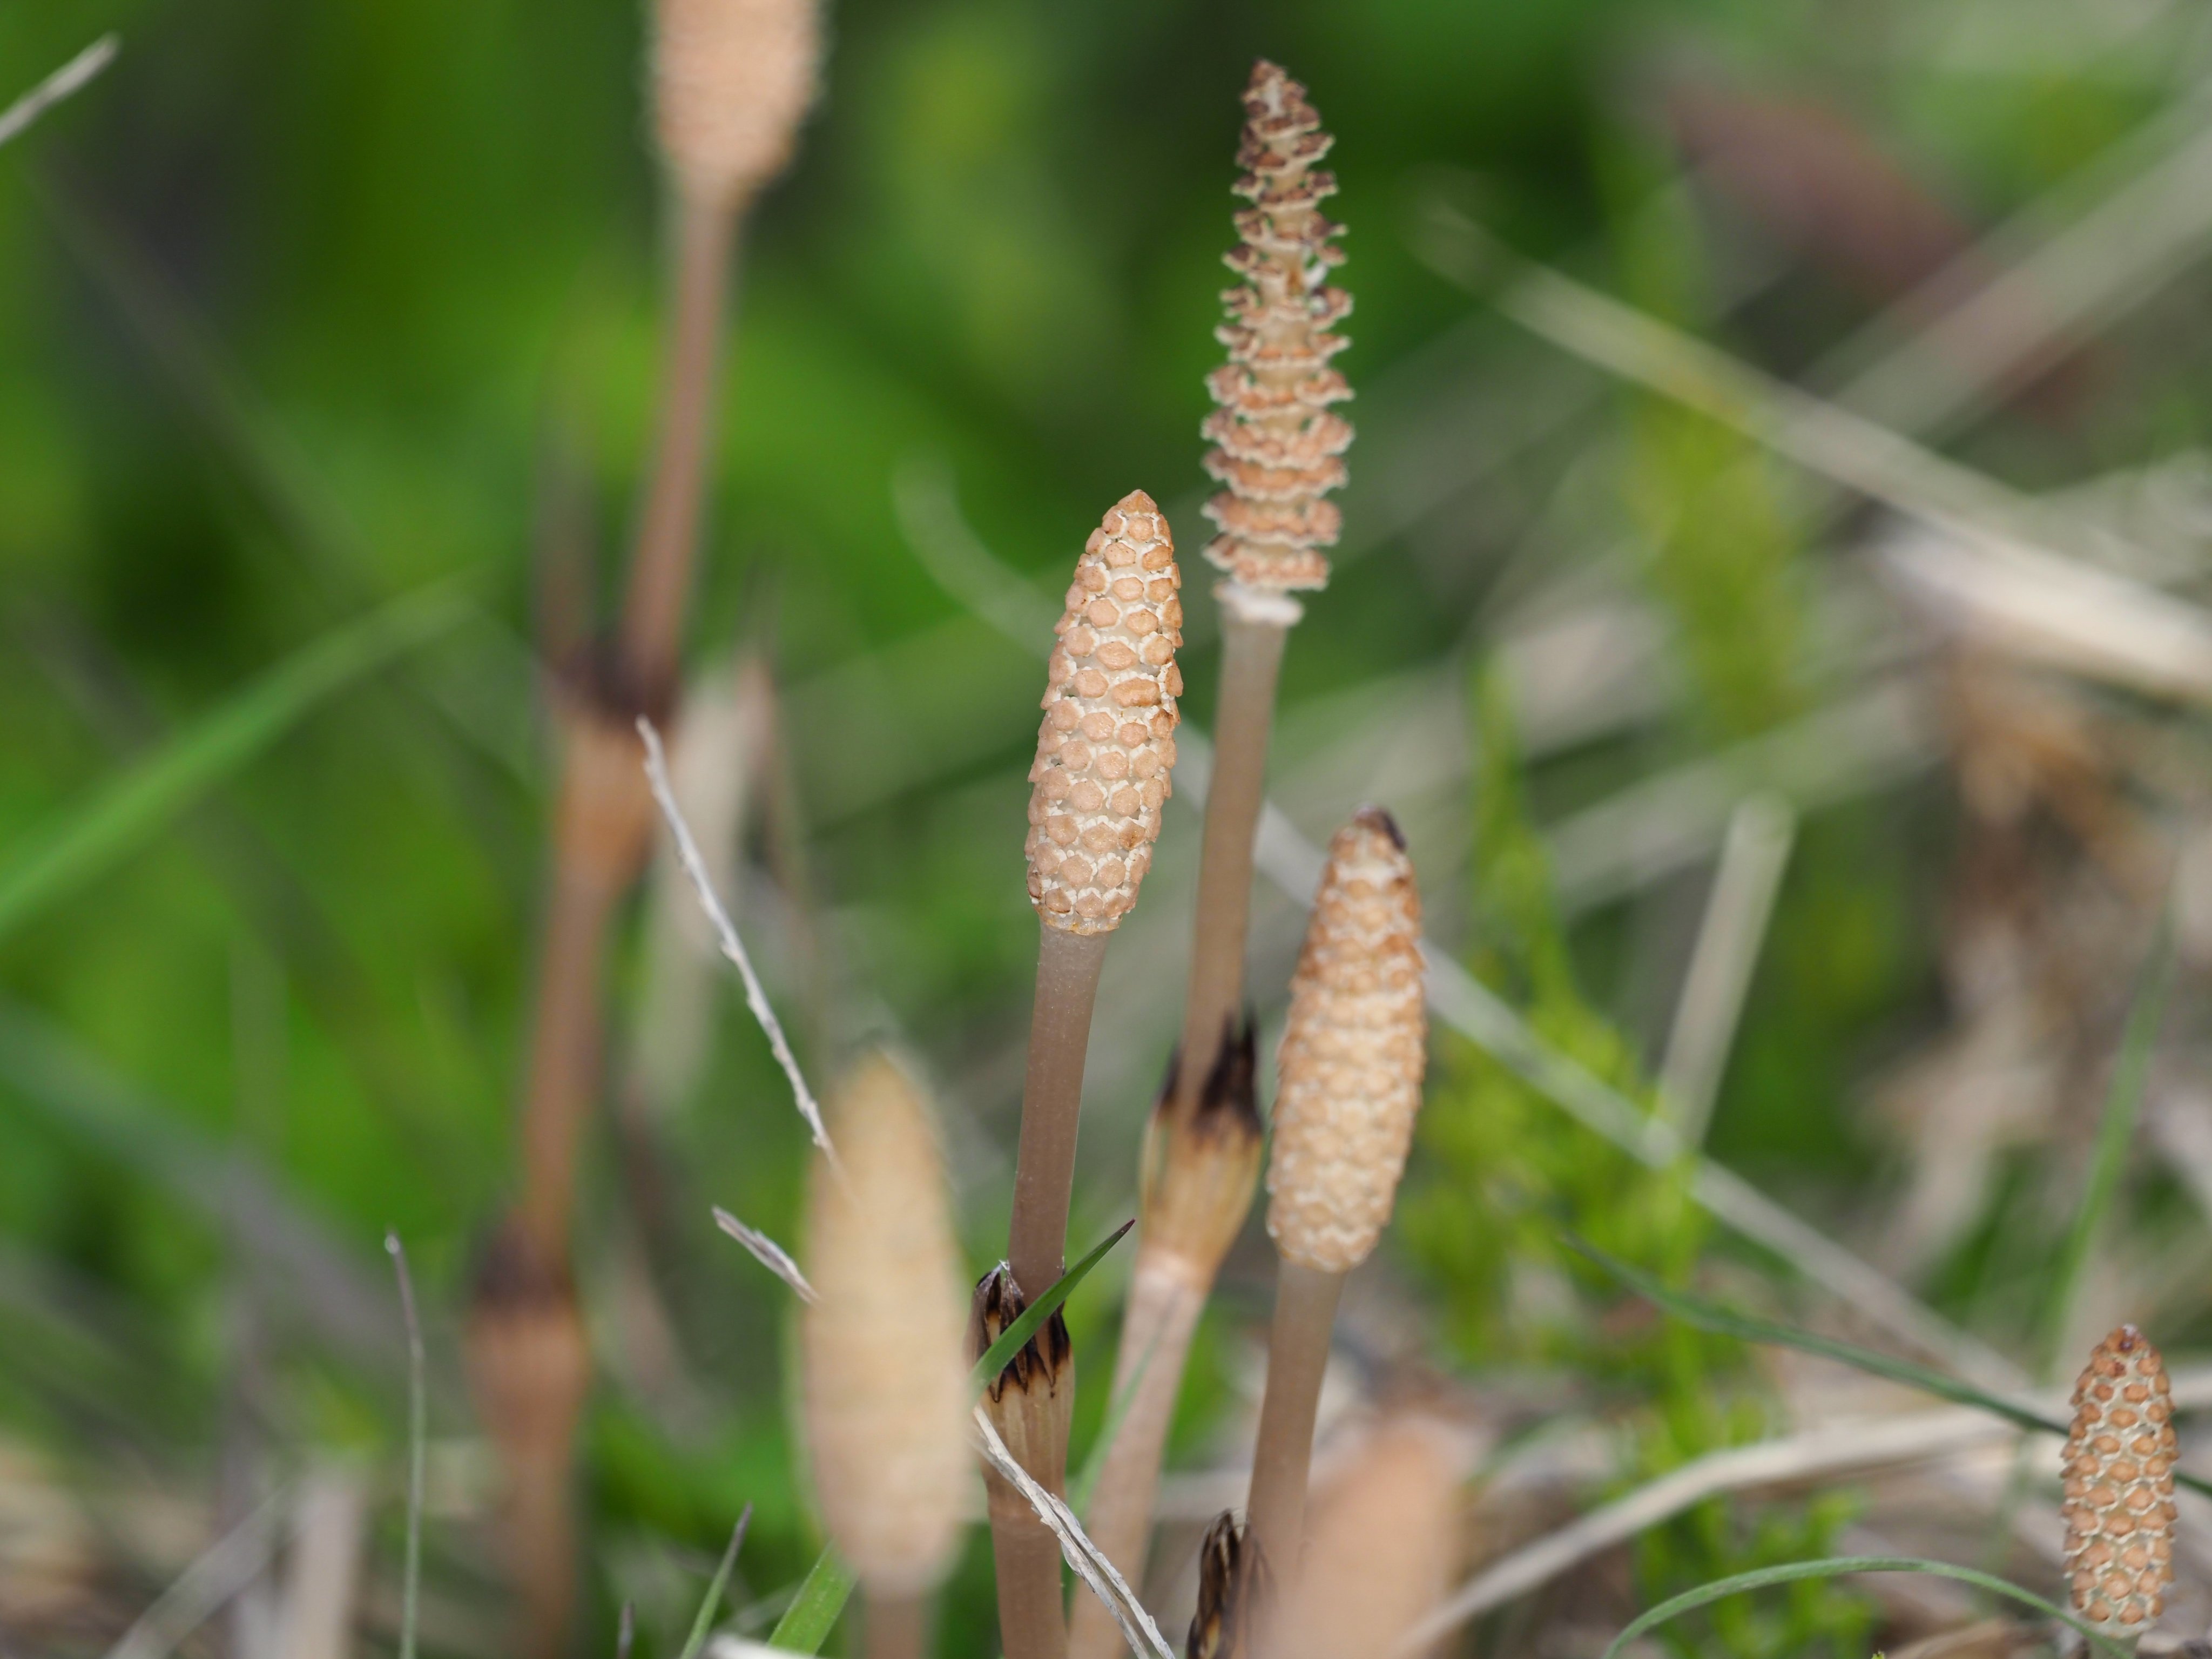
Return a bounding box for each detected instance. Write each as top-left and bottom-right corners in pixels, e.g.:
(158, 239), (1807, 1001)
(800, 1055), (970, 1599)
(1026, 491), (1183, 933)
(653, 0), (821, 207)
(1202, 60), (1353, 595)
(1267, 807), (1425, 1273)
(2062, 1324), (2177, 1631)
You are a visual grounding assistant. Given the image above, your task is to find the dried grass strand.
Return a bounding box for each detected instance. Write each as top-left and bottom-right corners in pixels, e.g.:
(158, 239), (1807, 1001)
(639, 717), (833, 1161)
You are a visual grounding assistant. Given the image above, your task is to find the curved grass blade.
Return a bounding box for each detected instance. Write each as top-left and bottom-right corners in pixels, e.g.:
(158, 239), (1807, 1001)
(971, 1218), (1134, 1393)
(1599, 1555), (2130, 1659)
(384, 1233), (427, 1659)
(1068, 1314), (1165, 1515)
(764, 1546), (854, 1654)
(1572, 1236), (2059, 1432)
(2041, 916), (2173, 1375)
(678, 1506), (752, 1659)
(0, 577), (474, 945)
(1569, 1235), (2212, 1501)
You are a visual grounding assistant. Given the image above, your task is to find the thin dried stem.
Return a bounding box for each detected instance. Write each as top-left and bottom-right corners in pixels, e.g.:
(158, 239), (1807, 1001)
(619, 192), (739, 712)
(1243, 1260), (1344, 1601)
(1009, 925), (1110, 1300)
(0, 35), (118, 151)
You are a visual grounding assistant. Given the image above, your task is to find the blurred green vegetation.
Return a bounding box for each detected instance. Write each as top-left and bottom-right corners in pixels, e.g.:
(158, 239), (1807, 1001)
(2, 0), (2208, 1651)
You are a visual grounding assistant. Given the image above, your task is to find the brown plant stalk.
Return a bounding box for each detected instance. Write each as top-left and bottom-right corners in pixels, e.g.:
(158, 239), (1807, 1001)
(1244, 809), (1425, 1616)
(994, 491), (1184, 1657)
(470, 4), (820, 1651)
(1075, 67), (1351, 1654)
(1069, 1032), (1260, 1659)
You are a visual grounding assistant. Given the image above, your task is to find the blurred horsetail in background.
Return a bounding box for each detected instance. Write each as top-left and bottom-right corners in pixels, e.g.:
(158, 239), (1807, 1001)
(14, 0), (2212, 1656)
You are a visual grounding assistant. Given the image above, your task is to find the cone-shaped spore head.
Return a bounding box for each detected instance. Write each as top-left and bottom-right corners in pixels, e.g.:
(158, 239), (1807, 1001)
(800, 1055), (970, 1597)
(653, 0), (821, 207)
(1201, 60), (1352, 595)
(2062, 1323), (2176, 1630)
(1026, 491), (1183, 934)
(1266, 807), (1426, 1273)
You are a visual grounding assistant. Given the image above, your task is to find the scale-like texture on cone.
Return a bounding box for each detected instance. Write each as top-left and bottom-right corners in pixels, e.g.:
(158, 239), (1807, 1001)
(1026, 492), (1183, 934)
(801, 1056), (969, 1598)
(653, 0), (819, 206)
(1202, 60), (1352, 594)
(2062, 1324), (2177, 1629)
(1267, 809), (1425, 1272)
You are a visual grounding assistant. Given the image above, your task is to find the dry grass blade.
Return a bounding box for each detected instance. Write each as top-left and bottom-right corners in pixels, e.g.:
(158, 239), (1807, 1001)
(712, 1205), (817, 1304)
(972, 1407), (1176, 1659)
(0, 35), (117, 150)
(1413, 197), (2212, 706)
(1656, 794), (1796, 1147)
(103, 1490), (288, 1659)
(1597, 1557), (2132, 1659)
(638, 717), (833, 1159)
(1406, 1407), (2003, 1647)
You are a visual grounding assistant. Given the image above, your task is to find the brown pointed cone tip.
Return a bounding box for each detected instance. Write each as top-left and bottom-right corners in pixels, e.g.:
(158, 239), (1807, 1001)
(969, 1264), (1076, 1483)
(1186, 1511), (1270, 1659)
(799, 1055), (970, 1598)
(1026, 491), (1183, 935)
(2062, 1324), (2176, 1630)
(1202, 59), (1352, 596)
(653, 0), (821, 206)
(1139, 1016), (1264, 1274)
(1266, 807), (1425, 1273)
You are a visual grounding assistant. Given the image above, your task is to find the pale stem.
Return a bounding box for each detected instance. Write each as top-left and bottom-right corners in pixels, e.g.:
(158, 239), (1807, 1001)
(1008, 925), (1111, 1301)
(619, 187), (741, 709)
(865, 1590), (928, 1659)
(1067, 1252), (1208, 1659)
(987, 1481), (1072, 1659)
(1244, 1261), (1345, 1600)
(1174, 612), (1289, 1104)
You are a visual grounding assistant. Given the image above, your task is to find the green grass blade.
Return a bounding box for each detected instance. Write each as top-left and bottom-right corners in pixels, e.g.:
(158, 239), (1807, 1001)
(1068, 1313), (1165, 1515)
(678, 1506), (752, 1659)
(765, 1546), (855, 1653)
(2041, 918), (2174, 1377)
(0, 578), (474, 945)
(1570, 1236), (2062, 1434)
(970, 1219), (1134, 1393)
(383, 1233), (427, 1659)
(1571, 1235), (2212, 1499)
(1600, 1555), (2130, 1659)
